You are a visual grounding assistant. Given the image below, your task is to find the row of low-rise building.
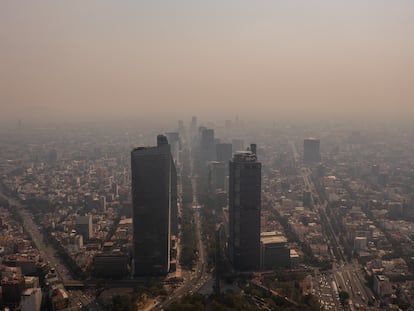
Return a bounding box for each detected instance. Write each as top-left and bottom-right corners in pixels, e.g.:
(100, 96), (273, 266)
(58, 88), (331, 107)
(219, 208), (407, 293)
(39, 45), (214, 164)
(317, 128), (414, 308)
(0, 206), (73, 311)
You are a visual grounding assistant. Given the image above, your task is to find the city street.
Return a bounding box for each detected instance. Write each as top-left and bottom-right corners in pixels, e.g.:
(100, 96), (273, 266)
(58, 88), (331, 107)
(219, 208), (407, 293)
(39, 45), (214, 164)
(0, 188), (102, 310)
(153, 144), (211, 310)
(290, 141), (375, 310)
(0, 191), (71, 281)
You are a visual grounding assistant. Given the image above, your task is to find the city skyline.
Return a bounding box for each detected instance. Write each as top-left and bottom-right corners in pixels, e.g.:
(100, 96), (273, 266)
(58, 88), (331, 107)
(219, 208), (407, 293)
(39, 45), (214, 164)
(1, 116), (414, 309)
(1, 1), (414, 310)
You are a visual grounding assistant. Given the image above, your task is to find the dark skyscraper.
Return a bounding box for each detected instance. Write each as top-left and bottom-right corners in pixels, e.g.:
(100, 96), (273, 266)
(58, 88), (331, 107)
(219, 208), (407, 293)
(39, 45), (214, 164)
(200, 127), (215, 163)
(303, 138), (321, 163)
(170, 160), (178, 236)
(229, 150), (261, 271)
(166, 132), (181, 165)
(131, 135), (176, 276)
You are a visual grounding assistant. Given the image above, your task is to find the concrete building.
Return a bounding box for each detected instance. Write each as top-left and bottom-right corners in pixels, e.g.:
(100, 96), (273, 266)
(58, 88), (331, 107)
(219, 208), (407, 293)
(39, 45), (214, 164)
(229, 150), (261, 271)
(75, 215), (93, 240)
(260, 232), (290, 270)
(200, 128), (215, 163)
(354, 236), (368, 253)
(373, 274), (392, 297)
(171, 160), (178, 236)
(93, 252), (129, 278)
(131, 135), (176, 276)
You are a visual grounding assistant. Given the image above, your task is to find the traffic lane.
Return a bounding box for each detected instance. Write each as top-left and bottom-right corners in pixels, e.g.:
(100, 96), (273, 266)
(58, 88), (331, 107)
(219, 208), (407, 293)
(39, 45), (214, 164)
(8, 197), (70, 279)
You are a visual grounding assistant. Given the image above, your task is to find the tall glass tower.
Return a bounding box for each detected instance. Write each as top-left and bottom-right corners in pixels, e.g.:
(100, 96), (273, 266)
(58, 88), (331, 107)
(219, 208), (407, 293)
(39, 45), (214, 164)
(131, 135), (176, 276)
(228, 150), (261, 271)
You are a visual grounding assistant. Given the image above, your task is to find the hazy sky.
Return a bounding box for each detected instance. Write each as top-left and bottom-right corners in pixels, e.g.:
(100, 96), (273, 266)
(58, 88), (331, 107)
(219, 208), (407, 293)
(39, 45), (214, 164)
(1, 1), (413, 124)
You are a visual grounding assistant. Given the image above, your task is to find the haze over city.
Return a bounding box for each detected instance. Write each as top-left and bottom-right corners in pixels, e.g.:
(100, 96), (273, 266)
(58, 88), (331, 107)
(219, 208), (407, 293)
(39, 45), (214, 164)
(1, 1), (414, 124)
(2, 2), (414, 311)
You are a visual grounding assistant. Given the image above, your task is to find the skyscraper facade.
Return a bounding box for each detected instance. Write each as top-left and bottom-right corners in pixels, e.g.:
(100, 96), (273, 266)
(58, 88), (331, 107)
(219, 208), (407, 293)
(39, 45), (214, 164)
(200, 128), (215, 163)
(303, 138), (321, 163)
(229, 151), (261, 271)
(131, 135), (176, 276)
(166, 132), (180, 165)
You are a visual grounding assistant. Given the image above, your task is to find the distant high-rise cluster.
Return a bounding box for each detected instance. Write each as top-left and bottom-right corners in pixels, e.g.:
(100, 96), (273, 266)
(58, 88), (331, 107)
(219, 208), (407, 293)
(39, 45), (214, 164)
(303, 138), (321, 163)
(131, 135), (177, 276)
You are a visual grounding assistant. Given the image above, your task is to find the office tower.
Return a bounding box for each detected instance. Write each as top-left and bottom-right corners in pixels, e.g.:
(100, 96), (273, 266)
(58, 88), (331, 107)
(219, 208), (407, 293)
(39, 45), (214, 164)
(260, 232), (290, 270)
(166, 132), (181, 165)
(76, 215), (93, 240)
(216, 143), (232, 164)
(229, 150), (261, 271)
(200, 128), (215, 163)
(171, 160), (178, 235)
(131, 135), (176, 276)
(163, 134), (178, 235)
(303, 138), (321, 163)
(190, 116), (197, 135)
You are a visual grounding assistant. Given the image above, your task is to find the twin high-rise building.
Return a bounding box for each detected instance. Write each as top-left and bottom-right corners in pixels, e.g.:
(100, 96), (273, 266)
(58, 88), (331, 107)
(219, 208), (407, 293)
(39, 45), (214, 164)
(132, 132), (262, 274)
(228, 150), (261, 271)
(131, 135), (177, 276)
(303, 138), (321, 163)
